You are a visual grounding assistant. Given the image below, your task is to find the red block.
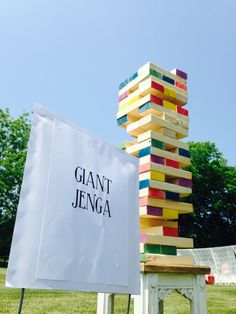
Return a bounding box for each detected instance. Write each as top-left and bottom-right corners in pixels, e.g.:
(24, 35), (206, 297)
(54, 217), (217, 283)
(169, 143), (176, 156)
(150, 95), (163, 106)
(176, 81), (187, 91)
(148, 188), (165, 199)
(177, 106), (189, 116)
(151, 81), (164, 93)
(166, 159), (179, 168)
(139, 163), (151, 173)
(163, 227), (178, 237)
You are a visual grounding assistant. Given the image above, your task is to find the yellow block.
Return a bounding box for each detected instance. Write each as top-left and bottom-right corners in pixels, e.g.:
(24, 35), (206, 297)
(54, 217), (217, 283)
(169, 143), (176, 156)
(162, 208), (179, 219)
(164, 87), (176, 99)
(119, 95), (140, 111)
(150, 170), (165, 182)
(163, 100), (177, 111)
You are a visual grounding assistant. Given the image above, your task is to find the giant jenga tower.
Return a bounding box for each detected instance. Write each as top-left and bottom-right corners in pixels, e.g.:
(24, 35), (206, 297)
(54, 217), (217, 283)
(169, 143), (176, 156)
(117, 62), (194, 266)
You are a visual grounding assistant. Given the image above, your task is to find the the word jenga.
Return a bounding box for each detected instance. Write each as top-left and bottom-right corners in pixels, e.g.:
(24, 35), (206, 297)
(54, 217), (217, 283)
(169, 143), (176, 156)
(117, 62), (194, 266)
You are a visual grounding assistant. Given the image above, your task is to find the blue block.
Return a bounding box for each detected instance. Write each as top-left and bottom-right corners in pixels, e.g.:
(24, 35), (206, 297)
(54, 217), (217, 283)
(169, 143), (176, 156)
(165, 191), (179, 201)
(138, 147), (151, 158)
(117, 115), (128, 126)
(139, 180), (150, 189)
(179, 148), (191, 158)
(163, 75), (175, 85)
(139, 102), (151, 113)
(129, 72), (138, 81)
(119, 78), (129, 90)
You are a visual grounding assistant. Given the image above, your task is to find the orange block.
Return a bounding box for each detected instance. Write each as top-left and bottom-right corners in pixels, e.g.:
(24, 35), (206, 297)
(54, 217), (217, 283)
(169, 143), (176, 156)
(176, 81), (187, 91)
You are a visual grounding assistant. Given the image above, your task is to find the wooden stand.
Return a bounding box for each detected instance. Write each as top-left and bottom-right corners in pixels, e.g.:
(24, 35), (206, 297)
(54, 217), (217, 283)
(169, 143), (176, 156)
(97, 263), (210, 314)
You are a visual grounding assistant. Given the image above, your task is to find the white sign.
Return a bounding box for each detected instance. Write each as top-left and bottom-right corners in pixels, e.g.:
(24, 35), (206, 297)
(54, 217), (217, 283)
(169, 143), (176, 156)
(6, 105), (140, 294)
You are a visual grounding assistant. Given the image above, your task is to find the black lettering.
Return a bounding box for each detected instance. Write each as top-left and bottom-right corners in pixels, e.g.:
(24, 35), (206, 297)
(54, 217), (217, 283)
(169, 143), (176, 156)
(78, 190), (86, 209)
(103, 200), (111, 217)
(86, 192), (95, 212)
(104, 178), (112, 194)
(75, 167), (82, 183)
(86, 171), (95, 188)
(96, 174), (104, 192)
(72, 189), (79, 208)
(95, 197), (103, 214)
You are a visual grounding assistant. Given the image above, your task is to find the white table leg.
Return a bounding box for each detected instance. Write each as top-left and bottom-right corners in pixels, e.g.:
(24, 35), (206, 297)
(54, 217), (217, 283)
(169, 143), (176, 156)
(97, 293), (114, 314)
(191, 275), (207, 314)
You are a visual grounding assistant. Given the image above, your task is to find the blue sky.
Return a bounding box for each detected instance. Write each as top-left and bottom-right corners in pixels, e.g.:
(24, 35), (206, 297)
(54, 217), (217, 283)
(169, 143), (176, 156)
(0, 0), (235, 165)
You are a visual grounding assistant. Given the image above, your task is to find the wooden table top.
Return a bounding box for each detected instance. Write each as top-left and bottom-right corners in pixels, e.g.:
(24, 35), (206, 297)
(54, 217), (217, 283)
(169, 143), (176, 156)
(140, 262), (211, 275)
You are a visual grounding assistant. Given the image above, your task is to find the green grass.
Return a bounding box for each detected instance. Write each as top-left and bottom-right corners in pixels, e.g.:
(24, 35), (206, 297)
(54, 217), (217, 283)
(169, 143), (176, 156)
(1, 268), (236, 313)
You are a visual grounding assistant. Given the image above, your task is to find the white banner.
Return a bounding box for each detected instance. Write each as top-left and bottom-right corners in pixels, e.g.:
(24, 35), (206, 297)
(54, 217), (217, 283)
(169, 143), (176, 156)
(6, 105), (140, 294)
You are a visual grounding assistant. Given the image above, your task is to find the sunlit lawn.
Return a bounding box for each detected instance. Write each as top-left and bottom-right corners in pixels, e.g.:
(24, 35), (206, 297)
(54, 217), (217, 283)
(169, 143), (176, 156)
(1, 268), (236, 313)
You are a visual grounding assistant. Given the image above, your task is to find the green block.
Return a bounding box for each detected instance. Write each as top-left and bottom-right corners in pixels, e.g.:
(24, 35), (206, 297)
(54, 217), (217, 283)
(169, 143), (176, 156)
(117, 142), (126, 150)
(151, 139), (165, 149)
(140, 253), (146, 262)
(144, 244), (177, 255)
(150, 69), (163, 80)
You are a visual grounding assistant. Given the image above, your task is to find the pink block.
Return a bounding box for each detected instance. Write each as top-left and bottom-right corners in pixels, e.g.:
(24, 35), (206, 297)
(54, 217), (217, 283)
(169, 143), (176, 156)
(118, 91), (128, 102)
(140, 233), (148, 243)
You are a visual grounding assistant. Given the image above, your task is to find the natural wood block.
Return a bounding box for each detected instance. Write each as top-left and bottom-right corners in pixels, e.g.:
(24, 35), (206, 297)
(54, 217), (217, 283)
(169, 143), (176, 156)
(118, 62), (187, 96)
(164, 113), (189, 130)
(140, 225), (178, 235)
(148, 62), (187, 84)
(159, 127), (177, 139)
(126, 114), (188, 139)
(119, 77), (187, 114)
(140, 254), (193, 266)
(136, 146), (190, 167)
(149, 75), (188, 100)
(140, 243), (177, 255)
(140, 206), (179, 219)
(139, 197), (193, 213)
(139, 161), (192, 180)
(139, 179), (192, 195)
(138, 130), (189, 150)
(140, 218), (178, 229)
(140, 263), (211, 274)
(117, 94), (189, 122)
(141, 226), (178, 237)
(140, 233), (194, 248)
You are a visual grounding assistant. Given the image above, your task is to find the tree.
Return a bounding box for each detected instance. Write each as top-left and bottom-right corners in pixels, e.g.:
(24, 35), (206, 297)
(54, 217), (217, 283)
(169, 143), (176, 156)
(179, 142), (236, 248)
(0, 108), (30, 258)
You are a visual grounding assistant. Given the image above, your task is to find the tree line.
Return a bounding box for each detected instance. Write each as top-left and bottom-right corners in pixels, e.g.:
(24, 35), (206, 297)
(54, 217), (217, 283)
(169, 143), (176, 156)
(0, 108), (235, 260)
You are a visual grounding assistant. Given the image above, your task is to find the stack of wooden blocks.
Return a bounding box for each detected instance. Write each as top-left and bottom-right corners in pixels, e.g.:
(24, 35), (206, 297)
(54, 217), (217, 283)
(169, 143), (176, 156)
(117, 62), (194, 266)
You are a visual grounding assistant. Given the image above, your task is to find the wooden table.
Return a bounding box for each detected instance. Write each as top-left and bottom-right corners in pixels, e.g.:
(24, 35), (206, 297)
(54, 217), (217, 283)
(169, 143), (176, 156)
(97, 263), (210, 314)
